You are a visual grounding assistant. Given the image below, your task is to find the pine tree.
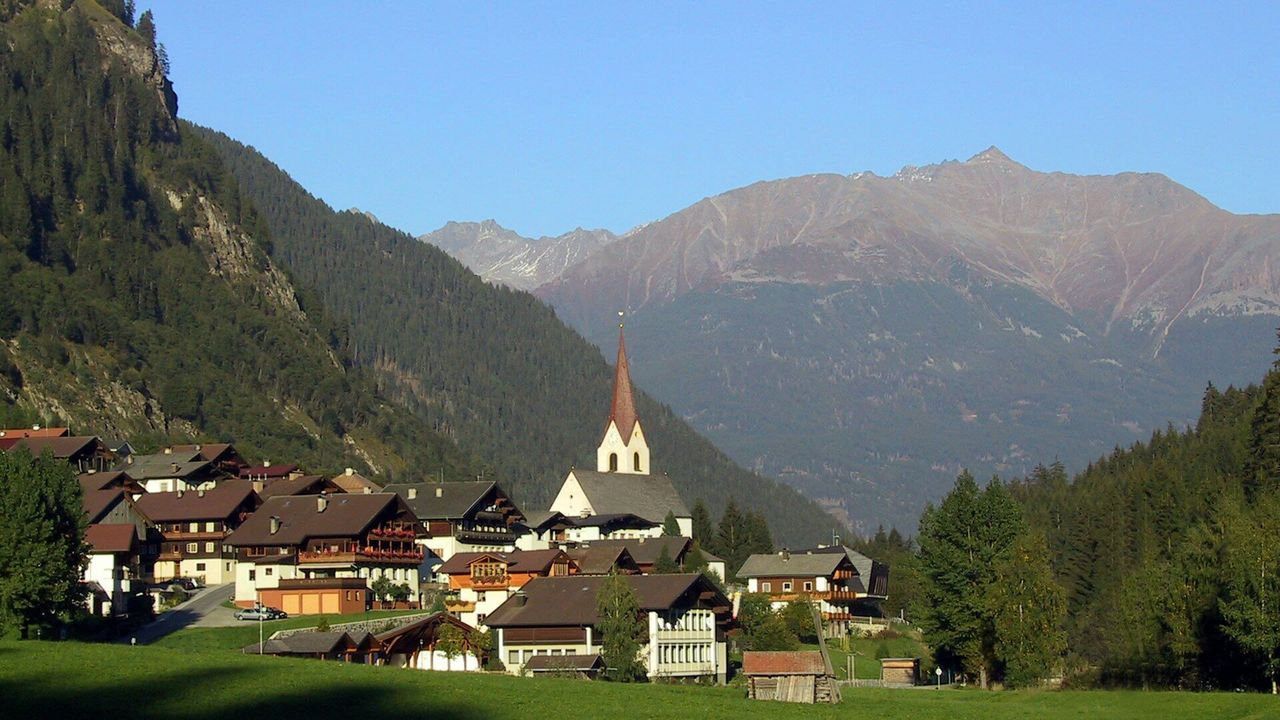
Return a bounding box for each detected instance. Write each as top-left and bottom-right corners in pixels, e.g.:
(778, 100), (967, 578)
(1220, 493), (1280, 694)
(0, 449), (89, 638)
(1245, 360), (1280, 498)
(661, 510), (681, 537)
(717, 500), (748, 581)
(743, 510), (774, 556)
(653, 545), (680, 574)
(596, 571), (646, 682)
(988, 532), (1066, 688)
(690, 499), (716, 550)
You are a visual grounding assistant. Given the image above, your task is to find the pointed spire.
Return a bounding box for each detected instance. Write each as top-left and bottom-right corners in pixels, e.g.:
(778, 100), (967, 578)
(608, 315), (639, 441)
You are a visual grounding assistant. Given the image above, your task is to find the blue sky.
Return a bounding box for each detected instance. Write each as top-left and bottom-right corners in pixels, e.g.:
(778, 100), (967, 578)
(140, 1), (1279, 238)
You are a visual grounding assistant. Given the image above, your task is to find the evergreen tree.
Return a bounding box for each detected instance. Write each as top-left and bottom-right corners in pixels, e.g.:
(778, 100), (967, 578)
(661, 510), (681, 537)
(0, 449), (89, 639)
(781, 600), (817, 643)
(716, 500), (750, 581)
(1245, 344), (1280, 497)
(653, 545), (680, 574)
(596, 572), (646, 682)
(988, 532), (1066, 688)
(915, 471), (1026, 688)
(690, 499), (716, 551)
(743, 510), (774, 556)
(1220, 493), (1280, 694)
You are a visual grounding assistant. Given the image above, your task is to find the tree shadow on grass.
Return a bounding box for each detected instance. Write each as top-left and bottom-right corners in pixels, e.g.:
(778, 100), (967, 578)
(3, 659), (486, 720)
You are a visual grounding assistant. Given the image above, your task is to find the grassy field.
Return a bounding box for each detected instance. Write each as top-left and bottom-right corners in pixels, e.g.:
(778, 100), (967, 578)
(818, 634), (932, 680)
(150, 609), (424, 653)
(2, 640), (1276, 720)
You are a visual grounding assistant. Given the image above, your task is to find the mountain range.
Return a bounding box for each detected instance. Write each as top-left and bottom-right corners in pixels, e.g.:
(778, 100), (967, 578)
(427, 148), (1280, 531)
(0, 0), (842, 545)
(419, 221), (617, 291)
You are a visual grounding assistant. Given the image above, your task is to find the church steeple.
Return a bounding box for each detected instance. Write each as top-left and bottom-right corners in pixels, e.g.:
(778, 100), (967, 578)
(597, 316), (649, 474)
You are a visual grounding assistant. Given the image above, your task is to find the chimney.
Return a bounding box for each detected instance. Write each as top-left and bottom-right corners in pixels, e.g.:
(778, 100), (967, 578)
(512, 590), (527, 607)
(198, 488), (205, 498)
(164, 447), (172, 455)
(781, 548), (790, 561)
(87, 468), (97, 475)
(263, 459), (271, 468)
(435, 487), (443, 498)
(363, 486), (372, 494)
(32, 424), (40, 431)
(269, 516), (281, 535)
(345, 468), (354, 476)
(169, 462), (179, 474)
(176, 489), (184, 499)
(317, 493), (329, 513)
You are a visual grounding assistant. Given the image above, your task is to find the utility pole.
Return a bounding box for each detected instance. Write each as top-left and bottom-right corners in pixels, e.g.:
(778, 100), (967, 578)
(258, 590), (264, 655)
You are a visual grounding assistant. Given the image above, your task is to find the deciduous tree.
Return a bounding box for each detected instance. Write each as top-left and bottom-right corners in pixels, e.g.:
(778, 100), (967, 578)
(596, 571), (646, 681)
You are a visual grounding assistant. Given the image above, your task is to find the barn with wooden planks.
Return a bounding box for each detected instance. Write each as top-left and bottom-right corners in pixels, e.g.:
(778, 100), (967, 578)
(742, 651), (838, 704)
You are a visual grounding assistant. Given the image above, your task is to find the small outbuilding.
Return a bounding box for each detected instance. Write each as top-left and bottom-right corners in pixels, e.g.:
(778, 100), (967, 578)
(242, 631), (380, 662)
(742, 651), (838, 704)
(376, 611), (486, 671)
(879, 657), (920, 686)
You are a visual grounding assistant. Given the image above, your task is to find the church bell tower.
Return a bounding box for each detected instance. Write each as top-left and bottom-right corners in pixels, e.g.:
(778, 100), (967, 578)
(597, 320), (650, 475)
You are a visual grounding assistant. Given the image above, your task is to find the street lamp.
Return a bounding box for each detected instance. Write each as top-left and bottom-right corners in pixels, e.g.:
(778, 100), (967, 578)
(935, 665), (942, 689)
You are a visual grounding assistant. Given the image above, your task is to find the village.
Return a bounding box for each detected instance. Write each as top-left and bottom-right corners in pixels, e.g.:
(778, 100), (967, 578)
(5, 329), (897, 703)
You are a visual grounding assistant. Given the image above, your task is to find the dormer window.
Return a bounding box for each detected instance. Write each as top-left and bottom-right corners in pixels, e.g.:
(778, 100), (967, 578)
(609, 453), (618, 472)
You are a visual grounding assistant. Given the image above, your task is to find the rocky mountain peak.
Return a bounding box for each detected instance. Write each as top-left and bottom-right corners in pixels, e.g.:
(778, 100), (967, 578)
(968, 145), (1014, 164)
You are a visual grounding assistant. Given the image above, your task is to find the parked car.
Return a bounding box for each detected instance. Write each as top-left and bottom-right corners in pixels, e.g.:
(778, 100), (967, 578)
(234, 605), (287, 621)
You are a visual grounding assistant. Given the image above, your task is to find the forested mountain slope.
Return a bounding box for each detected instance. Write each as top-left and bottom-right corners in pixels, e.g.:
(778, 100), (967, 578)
(1010, 359), (1280, 688)
(195, 128), (843, 545)
(0, 0), (475, 478)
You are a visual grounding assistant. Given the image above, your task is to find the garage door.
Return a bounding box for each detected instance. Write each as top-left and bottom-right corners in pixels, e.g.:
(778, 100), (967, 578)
(283, 594), (301, 616)
(302, 593), (320, 615)
(321, 592), (338, 614)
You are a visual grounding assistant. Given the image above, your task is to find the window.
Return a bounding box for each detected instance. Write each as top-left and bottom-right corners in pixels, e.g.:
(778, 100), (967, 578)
(509, 650), (519, 665)
(189, 522), (199, 533)
(205, 521), (216, 532)
(186, 543), (199, 553)
(782, 581), (793, 592)
(803, 581), (813, 592)
(265, 568), (273, 576)
(195, 562), (206, 571)
(345, 591), (352, 601)
(477, 614), (486, 626)
(609, 453), (618, 472)
(633, 452), (641, 472)
(476, 591), (486, 602)
(205, 542), (216, 553)
(248, 570), (256, 581)
(761, 582), (771, 592)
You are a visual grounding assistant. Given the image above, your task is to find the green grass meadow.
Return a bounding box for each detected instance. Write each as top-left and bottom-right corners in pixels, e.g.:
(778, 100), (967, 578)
(2, 639), (1276, 720)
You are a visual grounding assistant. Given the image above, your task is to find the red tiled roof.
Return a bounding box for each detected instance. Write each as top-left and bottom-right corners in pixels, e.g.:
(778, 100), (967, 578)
(85, 524), (137, 554)
(742, 651), (827, 676)
(0, 427), (69, 438)
(6, 436), (105, 459)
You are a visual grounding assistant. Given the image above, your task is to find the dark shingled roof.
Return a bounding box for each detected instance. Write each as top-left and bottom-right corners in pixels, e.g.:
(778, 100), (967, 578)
(578, 537), (691, 566)
(258, 475), (343, 499)
(5, 435), (105, 459)
(82, 488), (126, 524)
(565, 545), (638, 575)
(567, 469), (688, 523)
(226, 493), (412, 546)
(134, 480), (257, 522)
(485, 574), (726, 628)
(383, 481), (519, 521)
(78, 471), (130, 493)
(742, 651), (827, 676)
(525, 653), (605, 672)
(242, 631), (373, 656)
(123, 456), (215, 480)
(239, 463), (299, 479)
(85, 524), (137, 554)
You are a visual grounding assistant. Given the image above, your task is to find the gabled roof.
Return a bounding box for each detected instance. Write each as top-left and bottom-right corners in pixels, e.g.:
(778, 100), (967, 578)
(736, 551), (851, 579)
(123, 456), (216, 480)
(4, 435), (106, 459)
(578, 537), (691, 566)
(485, 573), (727, 628)
(258, 475), (344, 500)
(134, 480), (258, 522)
(226, 493), (412, 546)
(169, 443), (242, 465)
(0, 427), (69, 438)
(742, 651), (827, 676)
(331, 468), (381, 494)
(568, 513), (659, 530)
(242, 631), (374, 656)
(384, 480), (519, 521)
(239, 463), (299, 479)
(78, 471), (131, 492)
(85, 523), (137, 554)
(436, 549), (569, 576)
(568, 469), (689, 522)
(566, 545), (639, 575)
(82, 488), (127, 524)
(605, 326), (639, 441)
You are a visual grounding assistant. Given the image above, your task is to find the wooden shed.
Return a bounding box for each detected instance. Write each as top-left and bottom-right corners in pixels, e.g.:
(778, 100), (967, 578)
(880, 657), (920, 686)
(742, 651), (837, 704)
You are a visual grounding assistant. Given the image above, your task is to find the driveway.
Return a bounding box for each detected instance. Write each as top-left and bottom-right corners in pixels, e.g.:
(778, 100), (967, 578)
(126, 583), (237, 644)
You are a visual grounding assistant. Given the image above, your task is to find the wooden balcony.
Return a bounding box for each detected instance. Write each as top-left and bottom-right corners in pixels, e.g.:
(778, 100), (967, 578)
(445, 599), (476, 613)
(161, 531), (224, 541)
(298, 547), (424, 565)
(470, 575), (510, 590)
(820, 590), (863, 602)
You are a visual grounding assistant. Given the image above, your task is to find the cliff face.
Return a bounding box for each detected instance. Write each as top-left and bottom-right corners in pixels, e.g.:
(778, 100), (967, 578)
(0, 2), (472, 478)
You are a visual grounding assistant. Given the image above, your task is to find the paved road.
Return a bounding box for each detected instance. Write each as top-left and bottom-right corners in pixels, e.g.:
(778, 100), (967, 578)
(126, 583), (236, 644)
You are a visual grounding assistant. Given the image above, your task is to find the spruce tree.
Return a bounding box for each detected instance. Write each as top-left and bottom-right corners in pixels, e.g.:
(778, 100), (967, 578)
(653, 545), (680, 574)
(596, 571), (646, 682)
(661, 510), (681, 537)
(690, 499), (716, 550)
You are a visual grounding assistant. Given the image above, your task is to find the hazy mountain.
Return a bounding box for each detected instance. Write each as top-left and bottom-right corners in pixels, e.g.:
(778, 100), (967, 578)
(420, 220), (616, 291)
(531, 148), (1280, 532)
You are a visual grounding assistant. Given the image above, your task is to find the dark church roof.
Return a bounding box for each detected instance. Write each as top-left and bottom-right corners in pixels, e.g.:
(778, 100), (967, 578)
(568, 469), (689, 523)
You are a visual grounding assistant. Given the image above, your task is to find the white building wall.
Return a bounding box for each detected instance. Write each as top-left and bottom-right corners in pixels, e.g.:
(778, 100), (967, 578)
(595, 422), (649, 475)
(548, 473), (593, 520)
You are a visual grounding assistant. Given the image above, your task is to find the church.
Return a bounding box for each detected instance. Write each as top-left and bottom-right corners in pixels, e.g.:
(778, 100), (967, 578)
(547, 325), (693, 538)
